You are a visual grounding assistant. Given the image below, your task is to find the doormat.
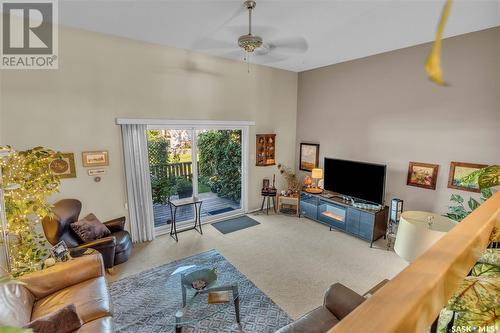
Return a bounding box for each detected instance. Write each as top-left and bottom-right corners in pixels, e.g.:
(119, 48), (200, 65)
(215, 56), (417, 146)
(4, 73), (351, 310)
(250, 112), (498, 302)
(208, 207), (235, 215)
(211, 216), (260, 234)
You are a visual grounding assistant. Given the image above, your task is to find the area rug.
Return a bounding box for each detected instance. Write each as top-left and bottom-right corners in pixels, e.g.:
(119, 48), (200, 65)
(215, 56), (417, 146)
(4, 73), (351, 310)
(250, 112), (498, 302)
(211, 216), (260, 234)
(110, 249), (291, 332)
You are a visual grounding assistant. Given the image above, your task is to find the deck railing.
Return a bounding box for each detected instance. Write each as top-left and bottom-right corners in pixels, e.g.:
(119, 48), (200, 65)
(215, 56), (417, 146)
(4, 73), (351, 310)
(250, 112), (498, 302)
(150, 162), (198, 180)
(330, 191), (500, 333)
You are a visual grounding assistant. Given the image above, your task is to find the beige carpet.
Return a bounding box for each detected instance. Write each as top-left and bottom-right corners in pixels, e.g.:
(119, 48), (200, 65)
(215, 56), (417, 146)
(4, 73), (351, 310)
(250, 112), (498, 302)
(108, 213), (407, 319)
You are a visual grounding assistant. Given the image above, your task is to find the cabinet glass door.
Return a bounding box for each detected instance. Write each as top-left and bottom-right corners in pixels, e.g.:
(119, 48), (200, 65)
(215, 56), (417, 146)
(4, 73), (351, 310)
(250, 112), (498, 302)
(318, 200), (346, 230)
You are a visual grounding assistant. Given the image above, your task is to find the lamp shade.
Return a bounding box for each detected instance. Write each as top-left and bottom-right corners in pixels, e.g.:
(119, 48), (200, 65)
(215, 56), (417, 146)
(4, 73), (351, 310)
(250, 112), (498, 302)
(311, 168), (323, 179)
(394, 211), (456, 262)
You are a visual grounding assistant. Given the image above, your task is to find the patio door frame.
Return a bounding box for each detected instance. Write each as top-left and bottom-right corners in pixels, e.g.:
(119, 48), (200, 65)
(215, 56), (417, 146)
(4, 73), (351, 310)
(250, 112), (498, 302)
(141, 119), (253, 234)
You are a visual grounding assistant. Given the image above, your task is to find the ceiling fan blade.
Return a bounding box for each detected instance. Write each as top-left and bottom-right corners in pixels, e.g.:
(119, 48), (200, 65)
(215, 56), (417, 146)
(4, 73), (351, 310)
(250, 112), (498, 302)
(191, 2), (246, 49)
(267, 37), (308, 54)
(194, 37), (236, 51)
(255, 52), (288, 64)
(220, 50), (245, 60)
(216, 3), (247, 33)
(224, 25), (279, 39)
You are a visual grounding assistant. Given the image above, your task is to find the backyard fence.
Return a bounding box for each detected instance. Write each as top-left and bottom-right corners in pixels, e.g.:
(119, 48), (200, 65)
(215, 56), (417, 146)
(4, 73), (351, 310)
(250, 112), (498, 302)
(150, 161), (198, 180)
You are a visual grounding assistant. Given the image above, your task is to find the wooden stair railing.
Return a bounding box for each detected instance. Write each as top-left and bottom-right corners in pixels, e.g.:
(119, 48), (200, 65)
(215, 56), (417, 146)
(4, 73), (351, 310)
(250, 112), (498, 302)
(330, 191), (500, 333)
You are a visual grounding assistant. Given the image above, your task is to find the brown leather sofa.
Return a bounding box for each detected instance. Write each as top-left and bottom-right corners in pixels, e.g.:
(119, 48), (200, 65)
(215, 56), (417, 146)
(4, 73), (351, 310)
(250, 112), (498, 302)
(42, 199), (132, 270)
(0, 254), (114, 332)
(276, 283), (366, 333)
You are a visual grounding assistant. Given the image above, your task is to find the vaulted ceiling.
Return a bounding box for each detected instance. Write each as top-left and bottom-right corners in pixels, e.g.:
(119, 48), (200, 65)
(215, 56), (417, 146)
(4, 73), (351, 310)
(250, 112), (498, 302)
(58, 0), (500, 72)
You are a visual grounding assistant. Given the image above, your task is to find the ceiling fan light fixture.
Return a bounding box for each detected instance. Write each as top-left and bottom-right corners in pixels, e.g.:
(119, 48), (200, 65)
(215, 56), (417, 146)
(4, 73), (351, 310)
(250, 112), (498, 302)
(238, 34), (262, 52)
(237, 0), (262, 53)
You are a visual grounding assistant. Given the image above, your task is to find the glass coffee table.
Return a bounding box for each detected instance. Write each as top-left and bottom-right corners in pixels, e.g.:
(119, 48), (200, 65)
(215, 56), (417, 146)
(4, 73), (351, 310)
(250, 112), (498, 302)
(172, 265), (241, 332)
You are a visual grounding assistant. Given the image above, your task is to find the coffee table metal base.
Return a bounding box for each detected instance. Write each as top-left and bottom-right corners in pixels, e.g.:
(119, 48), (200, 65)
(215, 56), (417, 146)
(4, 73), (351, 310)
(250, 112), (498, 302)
(175, 284), (240, 332)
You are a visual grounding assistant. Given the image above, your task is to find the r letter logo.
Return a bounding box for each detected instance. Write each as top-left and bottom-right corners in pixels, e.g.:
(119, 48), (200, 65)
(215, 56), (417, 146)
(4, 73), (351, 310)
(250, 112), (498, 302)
(1, 0), (58, 69)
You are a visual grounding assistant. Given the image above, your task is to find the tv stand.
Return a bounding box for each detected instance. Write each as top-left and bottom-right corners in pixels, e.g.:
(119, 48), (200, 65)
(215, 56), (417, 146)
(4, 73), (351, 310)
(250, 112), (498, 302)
(334, 194), (351, 202)
(300, 191), (388, 247)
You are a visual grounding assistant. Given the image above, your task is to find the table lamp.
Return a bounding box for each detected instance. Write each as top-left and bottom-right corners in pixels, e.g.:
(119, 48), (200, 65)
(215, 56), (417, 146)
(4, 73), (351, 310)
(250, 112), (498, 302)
(394, 211), (456, 262)
(311, 168), (323, 188)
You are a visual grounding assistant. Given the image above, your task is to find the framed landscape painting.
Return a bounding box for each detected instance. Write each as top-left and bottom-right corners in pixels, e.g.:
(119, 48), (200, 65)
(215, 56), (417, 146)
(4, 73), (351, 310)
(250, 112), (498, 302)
(448, 161), (487, 193)
(407, 162), (439, 190)
(49, 153), (76, 179)
(299, 143), (319, 171)
(82, 151), (109, 167)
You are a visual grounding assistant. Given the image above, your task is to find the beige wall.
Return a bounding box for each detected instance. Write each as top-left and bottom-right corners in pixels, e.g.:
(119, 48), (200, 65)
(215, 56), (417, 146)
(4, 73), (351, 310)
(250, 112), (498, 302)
(297, 27), (500, 213)
(0, 25), (298, 221)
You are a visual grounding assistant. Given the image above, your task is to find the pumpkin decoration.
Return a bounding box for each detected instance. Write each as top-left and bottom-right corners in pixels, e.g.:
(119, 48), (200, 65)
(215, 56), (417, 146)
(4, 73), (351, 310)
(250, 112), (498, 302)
(304, 175), (312, 187)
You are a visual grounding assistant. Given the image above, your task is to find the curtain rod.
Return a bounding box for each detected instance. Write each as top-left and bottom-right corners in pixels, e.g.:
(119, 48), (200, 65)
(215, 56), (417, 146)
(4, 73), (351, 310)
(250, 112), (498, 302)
(116, 118), (255, 126)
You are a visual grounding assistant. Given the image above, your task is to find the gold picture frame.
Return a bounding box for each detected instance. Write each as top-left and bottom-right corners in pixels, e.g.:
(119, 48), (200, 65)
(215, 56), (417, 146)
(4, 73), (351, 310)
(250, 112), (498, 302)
(49, 153), (76, 179)
(82, 151), (109, 167)
(448, 161), (487, 193)
(299, 143), (320, 172)
(406, 161), (439, 190)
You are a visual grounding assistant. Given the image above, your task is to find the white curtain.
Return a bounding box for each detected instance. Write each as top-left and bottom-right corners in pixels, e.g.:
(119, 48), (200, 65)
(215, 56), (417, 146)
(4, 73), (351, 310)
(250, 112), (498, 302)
(121, 124), (155, 243)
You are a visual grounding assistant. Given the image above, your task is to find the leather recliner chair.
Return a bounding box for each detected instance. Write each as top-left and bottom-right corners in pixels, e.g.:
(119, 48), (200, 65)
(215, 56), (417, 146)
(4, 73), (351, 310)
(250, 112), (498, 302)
(42, 199), (132, 270)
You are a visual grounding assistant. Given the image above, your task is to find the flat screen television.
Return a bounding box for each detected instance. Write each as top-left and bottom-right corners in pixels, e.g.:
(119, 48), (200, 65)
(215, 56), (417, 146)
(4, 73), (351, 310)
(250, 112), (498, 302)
(323, 158), (386, 205)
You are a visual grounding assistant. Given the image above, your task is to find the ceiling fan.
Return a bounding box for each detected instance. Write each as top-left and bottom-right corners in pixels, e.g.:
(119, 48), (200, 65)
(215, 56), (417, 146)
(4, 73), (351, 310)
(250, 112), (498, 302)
(237, 0), (263, 53)
(195, 0), (308, 65)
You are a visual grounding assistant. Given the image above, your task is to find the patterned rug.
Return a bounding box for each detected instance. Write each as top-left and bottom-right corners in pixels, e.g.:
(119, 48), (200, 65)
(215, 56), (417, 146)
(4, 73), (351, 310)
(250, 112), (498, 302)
(110, 250), (292, 332)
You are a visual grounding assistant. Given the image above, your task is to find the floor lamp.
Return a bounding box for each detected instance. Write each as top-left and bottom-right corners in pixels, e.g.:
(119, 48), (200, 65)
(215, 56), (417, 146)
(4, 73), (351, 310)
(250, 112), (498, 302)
(394, 211), (457, 262)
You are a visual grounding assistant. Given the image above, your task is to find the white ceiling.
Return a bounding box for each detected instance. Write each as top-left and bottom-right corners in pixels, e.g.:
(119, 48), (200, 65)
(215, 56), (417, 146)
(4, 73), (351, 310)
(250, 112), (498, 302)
(57, 0), (500, 72)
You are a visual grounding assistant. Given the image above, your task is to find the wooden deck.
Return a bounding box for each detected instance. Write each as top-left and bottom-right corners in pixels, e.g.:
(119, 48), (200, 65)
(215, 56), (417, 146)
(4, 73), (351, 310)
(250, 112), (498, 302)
(153, 192), (240, 227)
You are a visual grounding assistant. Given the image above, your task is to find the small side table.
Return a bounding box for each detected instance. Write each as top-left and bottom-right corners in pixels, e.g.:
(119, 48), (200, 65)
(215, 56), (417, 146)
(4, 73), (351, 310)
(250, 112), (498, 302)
(169, 197), (203, 242)
(277, 194), (299, 216)
(260, 189), (277, 215)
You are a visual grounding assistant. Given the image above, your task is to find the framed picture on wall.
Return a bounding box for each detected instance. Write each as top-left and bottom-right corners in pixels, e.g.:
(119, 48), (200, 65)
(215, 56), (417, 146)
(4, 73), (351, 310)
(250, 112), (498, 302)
(299, 143), (320, 171)
(406, 162), (439, 190)
(448, 161), (488, 192)
(49, 153), (76, 179)
(82, 151), (109, 167)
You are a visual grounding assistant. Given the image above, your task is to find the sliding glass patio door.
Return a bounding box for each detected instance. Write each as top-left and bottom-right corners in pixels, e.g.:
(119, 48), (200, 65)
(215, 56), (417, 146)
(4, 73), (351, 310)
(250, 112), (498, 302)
(147, 126), (245, 233)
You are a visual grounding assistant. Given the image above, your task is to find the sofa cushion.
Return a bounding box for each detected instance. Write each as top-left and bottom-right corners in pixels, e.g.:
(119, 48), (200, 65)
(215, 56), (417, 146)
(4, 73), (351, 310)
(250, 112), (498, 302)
(276, 307), (339, 333)
(71, 214), (111, 243)
(24, 303), (82, 333)
(0, 284), (34, 327)
(72, 316), (114, 333)
(32, 276), (112, 324)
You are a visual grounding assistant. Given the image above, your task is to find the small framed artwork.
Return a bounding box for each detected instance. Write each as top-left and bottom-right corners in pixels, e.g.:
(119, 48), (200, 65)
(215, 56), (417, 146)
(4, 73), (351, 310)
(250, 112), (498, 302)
(407, 162), (439, 190)
(49, 153), (76, 179)
(448, 162), (487, 192)
(50, 240), (71, 262)
(82, 151), (109, 167)
(299, 143), (320, 171)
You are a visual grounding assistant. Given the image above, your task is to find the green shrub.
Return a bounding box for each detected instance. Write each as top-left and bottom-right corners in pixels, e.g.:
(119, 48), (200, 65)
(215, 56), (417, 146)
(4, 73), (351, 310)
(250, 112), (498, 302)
(175, 177), (193, 196)
(197, 130), (241, 201)
(151, 174), (176, 204)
